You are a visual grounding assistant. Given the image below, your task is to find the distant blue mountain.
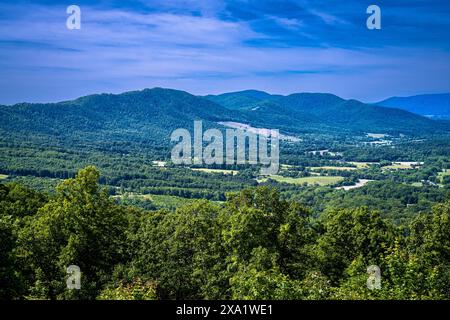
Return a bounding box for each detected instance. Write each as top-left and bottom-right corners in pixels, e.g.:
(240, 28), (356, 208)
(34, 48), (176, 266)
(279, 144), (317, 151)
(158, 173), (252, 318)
(376, 94), (450, 119)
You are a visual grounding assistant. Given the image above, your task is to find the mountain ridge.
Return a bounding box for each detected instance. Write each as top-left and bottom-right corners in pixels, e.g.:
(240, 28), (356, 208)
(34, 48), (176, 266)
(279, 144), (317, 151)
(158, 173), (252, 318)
(205, 90), (447, 135)
(1, 88), (448, 140)
(376, 93), (450, 119)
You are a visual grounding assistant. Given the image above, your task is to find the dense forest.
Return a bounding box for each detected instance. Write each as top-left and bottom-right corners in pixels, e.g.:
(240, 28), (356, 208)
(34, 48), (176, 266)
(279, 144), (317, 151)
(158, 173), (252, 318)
(1, 166), (449, 300)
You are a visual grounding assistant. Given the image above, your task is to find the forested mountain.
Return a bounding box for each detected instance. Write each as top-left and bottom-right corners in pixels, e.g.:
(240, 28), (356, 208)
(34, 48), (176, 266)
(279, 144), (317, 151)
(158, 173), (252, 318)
(1, 88), (448, 144)
(0, 88), (237, 143)
(377, 94), (450, 119)
(206, 91), (449, 135)
(204, 90), (281, 110)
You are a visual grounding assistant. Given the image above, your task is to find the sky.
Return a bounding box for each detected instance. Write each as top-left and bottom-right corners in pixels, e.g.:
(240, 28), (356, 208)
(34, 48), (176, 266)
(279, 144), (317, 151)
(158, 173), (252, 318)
(0, 0), (449, 104)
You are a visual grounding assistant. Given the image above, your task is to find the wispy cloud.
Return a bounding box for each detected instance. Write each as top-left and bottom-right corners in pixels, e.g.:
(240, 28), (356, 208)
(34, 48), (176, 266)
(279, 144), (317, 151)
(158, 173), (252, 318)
(308, 9), (349, 26)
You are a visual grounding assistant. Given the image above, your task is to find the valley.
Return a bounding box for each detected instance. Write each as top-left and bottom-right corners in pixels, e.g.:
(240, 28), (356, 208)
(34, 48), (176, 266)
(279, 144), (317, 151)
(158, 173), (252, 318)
(1, 88), (448, 223)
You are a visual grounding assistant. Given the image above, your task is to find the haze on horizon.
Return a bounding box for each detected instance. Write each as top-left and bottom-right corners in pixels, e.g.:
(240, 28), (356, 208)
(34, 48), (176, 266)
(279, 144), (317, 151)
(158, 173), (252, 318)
(1, 0), (450, 105)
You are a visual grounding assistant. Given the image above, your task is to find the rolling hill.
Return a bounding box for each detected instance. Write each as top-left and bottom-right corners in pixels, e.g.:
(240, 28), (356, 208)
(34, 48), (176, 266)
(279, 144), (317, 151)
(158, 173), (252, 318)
(206, 90), (448, 135)
(376, 94), (450, 119)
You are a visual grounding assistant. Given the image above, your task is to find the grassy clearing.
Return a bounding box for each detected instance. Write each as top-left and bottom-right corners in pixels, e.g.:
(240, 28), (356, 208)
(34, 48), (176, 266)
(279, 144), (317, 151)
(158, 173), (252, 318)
(114, 193), (194, 209)
(0, 174), (9, 180)
(149, 194), (194, 208)
(347, 161), (377, 169)
(382, 164), (414, 170)
(382, 162), (423, 171)
(191, 168), (239, 175)
(309, 166), (357, 171)
(261, 175), (344, 186)
(438, 170), (450, 183)
(114, 193), (153, 200)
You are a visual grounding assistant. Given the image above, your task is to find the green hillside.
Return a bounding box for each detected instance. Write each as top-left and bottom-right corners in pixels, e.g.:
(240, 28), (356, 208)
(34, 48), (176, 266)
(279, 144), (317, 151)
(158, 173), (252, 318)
(2, 88), (447, 146)
(207, 91), (449, 135)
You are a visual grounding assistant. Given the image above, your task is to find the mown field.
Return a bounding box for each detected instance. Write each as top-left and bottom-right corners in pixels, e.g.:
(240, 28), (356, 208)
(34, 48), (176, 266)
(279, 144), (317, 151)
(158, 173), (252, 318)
(261, 175), (344, 186)
(308, 166), (358, 171)
(191, 168), (239, 175)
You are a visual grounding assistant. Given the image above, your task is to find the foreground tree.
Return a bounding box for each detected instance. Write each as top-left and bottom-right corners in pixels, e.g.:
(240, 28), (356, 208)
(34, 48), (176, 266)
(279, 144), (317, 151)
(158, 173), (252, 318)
(220, 187), (317, 298)
(132, 200), (224, 299)
(19, 166), (128, 299)
(0, 216), (24, 299)
(330, 202), (450, 300)
(0, 183), (47, 299)
(405, 201), (450, 299)
(316, 207), (395, 284)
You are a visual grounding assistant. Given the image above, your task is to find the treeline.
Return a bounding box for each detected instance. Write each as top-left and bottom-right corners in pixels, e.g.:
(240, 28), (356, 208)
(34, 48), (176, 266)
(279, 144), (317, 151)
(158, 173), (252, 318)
(0, 166), (449, 300)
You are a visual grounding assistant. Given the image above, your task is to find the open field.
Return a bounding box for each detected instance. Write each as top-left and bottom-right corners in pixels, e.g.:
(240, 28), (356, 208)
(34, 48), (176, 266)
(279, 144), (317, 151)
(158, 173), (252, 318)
(218, 121), (301, 142)
(261, 175), (344, 186)
(309, 166), (358, 171)
(382, 164), (412, 170)
(382, 162), (422, 170)
(0, 174), (8, 180)
(347, 161), (377, 168)
(191, 168), (239, 175)
(113, 193), (153, 200)
(411, 182), (423, 187)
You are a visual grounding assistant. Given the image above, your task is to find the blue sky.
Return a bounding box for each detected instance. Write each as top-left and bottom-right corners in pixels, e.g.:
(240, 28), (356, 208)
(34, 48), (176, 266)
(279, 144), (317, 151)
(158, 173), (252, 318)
(0, 0), (449, 104)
